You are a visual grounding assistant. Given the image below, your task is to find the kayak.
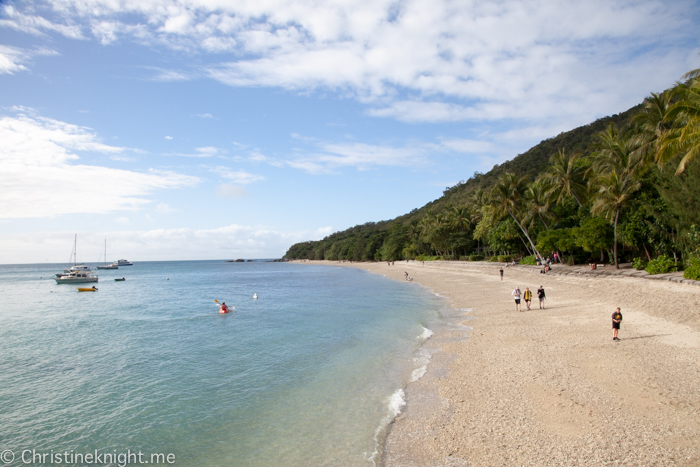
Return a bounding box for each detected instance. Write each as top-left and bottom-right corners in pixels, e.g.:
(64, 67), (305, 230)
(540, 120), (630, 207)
(77, 287), (98, 292)
(115, 278), (126, 281)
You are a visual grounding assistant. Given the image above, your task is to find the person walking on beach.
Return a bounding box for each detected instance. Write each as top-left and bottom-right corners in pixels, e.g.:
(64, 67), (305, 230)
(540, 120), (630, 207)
(512, 287), (522, 312)
(404, 271), (409, 280)
(499, 267), (504, 281)
(537, 286), (546, 309)
(612, 307), (623, 340)
(523, 287), (533, 310)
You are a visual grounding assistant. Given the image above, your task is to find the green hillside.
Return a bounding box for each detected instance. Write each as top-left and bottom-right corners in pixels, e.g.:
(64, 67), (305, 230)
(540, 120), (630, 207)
(284, 73), (700, 274)
(285, 103), (643, 259)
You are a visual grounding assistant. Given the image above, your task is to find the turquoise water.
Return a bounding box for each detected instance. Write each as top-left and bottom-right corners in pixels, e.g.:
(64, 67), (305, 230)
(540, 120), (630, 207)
(0, 261), (443, 466)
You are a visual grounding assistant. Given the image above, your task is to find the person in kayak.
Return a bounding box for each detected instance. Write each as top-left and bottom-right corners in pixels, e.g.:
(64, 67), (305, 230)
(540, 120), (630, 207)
(219, 302), (230, 314)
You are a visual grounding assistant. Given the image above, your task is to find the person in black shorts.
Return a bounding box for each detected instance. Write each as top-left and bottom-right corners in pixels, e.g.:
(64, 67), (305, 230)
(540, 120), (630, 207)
(537, 286), (545, 309)
(499, 267), (504, 280)
(612, 307), (622, 340)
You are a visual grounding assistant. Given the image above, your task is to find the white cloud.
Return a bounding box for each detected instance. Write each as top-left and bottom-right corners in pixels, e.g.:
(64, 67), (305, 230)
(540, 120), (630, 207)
(0, 5), (85, 39)
(0, 45), (58, 75)
(170, 146), (225, 157)
(4, 0), (698, 127)
(216, 184), (247, 198)
(0, 45), (29, 74)
(0, 225), (334, 263)
(115, 216), (130, 224)
(164, 135), (173, 140)
(195, 113), (213, 119)
(155, 202), (178, 213)
(0, 110), (199, 219)
(214, 167), (265, 184)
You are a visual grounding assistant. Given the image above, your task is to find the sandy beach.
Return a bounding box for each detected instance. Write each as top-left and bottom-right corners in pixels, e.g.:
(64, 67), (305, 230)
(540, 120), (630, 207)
(297, 260), (700, 466)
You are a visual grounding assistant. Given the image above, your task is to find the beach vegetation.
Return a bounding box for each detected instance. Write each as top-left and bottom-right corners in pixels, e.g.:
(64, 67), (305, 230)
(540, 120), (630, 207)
(683, 251), (700, 280)
(468, 254), (485, 261)
(632, 257), (647, 270)
(645, 255), (678, 275)
(520, 255), (537, 265)
(284, 69), (700, 269)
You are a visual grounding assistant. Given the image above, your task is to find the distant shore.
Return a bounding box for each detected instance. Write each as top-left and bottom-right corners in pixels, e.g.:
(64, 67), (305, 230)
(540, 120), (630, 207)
(292, 260), (700, 466)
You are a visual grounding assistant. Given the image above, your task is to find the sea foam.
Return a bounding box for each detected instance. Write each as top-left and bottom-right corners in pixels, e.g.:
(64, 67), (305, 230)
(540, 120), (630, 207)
(418, 326), (433, 340)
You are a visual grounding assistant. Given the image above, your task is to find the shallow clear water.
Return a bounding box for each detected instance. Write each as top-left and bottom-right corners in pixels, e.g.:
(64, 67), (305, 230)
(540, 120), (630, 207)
(0, 261), (443, 466)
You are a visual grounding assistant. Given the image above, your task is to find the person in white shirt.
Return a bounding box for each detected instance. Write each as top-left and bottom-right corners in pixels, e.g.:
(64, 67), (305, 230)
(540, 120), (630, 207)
(512, 287), (522, 312)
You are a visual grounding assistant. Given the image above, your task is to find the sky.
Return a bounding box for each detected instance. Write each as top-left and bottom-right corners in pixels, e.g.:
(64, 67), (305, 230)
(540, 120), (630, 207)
(1, 0), (699, 263)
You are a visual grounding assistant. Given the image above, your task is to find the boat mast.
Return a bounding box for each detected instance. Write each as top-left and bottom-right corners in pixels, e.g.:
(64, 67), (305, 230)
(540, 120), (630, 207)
(74, 234), (77, 266)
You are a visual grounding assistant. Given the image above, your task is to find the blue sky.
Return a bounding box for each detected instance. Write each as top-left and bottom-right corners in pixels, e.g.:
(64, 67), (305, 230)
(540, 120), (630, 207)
(1, 0), (699, 263)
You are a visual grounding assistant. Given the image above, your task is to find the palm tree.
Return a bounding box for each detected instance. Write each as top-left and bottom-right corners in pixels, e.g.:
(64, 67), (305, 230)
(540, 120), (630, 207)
(523, 179), (553, 230)
(656, 76), (700, 174)
(491, 173), (541, 258)
(630, 91), (674, 166)
(450, 205), (471, 232)
(592, 123), (646, 178)
(543, 149), (587, 207)
(591, 171), (641, 268)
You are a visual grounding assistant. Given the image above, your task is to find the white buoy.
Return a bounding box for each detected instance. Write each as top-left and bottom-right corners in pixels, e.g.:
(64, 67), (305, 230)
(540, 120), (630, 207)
(253, 293), (258, 299)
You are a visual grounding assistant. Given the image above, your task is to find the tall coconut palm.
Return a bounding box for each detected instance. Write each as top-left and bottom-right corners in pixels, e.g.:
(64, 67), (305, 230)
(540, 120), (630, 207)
(592, 123), (645, 178)
(523, 179), (554, 230)
(591, 171), (641, 269)
(450, 205), (471, 232)
(656, 77), (700, 174)
(630, 90), (674, 166)
(491, 173), (541, 258)
(543, 149), (587, 208)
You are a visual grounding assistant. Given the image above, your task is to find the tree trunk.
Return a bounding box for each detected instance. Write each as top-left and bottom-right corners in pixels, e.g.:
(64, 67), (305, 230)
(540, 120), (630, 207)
(508, 209), (541, 259)
(613, 209), (620, 269)
(642, 243), (652, 261)
(538, 213), (550, 230)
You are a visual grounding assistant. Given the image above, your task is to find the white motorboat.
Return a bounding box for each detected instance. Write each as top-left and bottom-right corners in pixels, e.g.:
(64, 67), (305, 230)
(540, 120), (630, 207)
(55, 270), (99, 284)
(57, 234), (99, 283)
(64, 264), (93, 273)
(116, 259), (133, 266)
(97, 239), (119, 269)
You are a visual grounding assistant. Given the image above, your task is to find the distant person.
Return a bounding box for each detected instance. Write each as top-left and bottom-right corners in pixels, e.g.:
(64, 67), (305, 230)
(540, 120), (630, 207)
(612, 307), (623, 340)
(523, 287), (533, 310)
(512, 287), (522, 312)
(500, 267), (504, 281)
(537, 286), (546, 309)
(404, 271), (409, 280)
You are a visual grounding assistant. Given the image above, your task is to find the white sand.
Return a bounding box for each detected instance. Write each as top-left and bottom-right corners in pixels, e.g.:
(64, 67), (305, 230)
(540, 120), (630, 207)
(297, 260), (700, 466)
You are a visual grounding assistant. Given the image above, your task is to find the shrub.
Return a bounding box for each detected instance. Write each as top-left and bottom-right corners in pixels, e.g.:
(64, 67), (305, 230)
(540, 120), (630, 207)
(684, 254), (700, 280)
(469, 254), (485, 261)
(417, 255), (442, 262)
(520, 255), (537, 265)
(488, 256), (499, 262)
(631, 257), (647, 270)
(645, 255), (678, 275)
(496, 255), (512, 262)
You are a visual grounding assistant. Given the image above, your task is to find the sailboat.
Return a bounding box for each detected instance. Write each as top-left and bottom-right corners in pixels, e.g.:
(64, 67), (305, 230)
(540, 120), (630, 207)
(55, 235), (98, 284)
(97, 239), (119, 269)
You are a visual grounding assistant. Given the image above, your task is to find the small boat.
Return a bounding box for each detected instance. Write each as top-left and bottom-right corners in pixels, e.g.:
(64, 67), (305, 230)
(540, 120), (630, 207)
(116, 259), (133, 266)
(64, 264), (93, 273)
(253, 293), (258, 299)
(58, 235), (98, 283)
(97, 240), (119, 269)
(115, 277), (126, 281)
(77, 286), (98, 292)
(56, 270), (98, 284)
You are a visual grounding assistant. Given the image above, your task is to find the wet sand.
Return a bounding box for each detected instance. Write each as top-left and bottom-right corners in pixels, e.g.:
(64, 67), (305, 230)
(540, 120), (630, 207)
(297, 260), (700, 466)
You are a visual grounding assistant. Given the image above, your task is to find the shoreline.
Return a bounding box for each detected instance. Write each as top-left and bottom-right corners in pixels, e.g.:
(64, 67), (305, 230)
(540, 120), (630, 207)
(293, 260), (700, 466)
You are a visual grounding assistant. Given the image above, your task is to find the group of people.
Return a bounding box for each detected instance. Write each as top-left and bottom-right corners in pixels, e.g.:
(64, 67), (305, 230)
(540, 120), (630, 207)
(511, 286), (546, 311)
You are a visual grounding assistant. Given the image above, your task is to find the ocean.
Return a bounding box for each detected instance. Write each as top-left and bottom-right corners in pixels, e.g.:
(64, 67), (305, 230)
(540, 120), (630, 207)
(0, 261), (446, 466)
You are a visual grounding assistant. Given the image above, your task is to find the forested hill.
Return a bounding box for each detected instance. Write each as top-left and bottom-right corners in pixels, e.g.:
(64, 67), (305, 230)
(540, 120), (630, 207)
(284, 102), (644, 261)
